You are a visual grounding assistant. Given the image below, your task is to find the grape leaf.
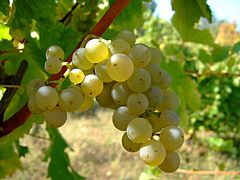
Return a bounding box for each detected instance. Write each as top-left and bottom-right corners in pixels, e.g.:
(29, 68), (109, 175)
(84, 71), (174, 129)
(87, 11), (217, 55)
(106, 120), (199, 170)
(171, 0), (214, 44)
(0, 0), (9, 16)
(109, 0), (143, 30)
(0, 142), (22, 178)
(44, 128), (84, 180)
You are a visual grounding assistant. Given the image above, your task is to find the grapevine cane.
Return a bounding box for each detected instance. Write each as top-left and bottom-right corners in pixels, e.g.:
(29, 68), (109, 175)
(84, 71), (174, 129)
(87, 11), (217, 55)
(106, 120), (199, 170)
(0, 0), (131, 138)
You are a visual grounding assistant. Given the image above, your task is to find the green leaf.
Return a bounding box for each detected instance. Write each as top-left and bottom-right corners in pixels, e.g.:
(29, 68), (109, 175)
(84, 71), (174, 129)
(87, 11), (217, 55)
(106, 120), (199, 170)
(45, 128), (84, 180)
(0, 142), (22, 178)
(232, 41), (240, 53)
(0, 0), (9, 16)
(211, 44), (230, 62)
(171, 0), (213, 44)
(109, 0), (143, 30)
(15, 140), (29, 157)
(0, 23), (11, 40)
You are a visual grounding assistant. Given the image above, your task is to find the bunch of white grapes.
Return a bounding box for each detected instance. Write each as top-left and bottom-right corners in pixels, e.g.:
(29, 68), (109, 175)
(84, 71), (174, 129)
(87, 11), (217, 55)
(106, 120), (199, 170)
(27, 29), (183, 173)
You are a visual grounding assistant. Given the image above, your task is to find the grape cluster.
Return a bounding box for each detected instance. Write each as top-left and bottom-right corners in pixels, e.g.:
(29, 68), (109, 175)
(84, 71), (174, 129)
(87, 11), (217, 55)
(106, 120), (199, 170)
(27, 30), (184, 173)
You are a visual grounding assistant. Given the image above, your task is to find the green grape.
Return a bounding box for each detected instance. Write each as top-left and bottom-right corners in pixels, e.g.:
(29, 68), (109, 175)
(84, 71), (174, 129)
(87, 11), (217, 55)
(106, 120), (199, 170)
(81, 74), (104, 97)
(159, 126), (184, 150)
(109, 39), (130, 54)
(111, 82), (133, 105)
(96, 83), (115, 107)
(139, 139), (166, 166)
(44, 57), (62, 74)
(78, 95), (94, 112)
(127, 93), (149, 115)
(159, 151), (180, 173)
(116, 29), (136, 47)
(85, 39), (109, 63)
(147, 113), (163, 133)
(28, 95), (44, 114)
(95, 61), (113, 83)
(158, 110), (180, 128)
(127, 118), (153, 143)
(128, 44), (151, 68)
(112, 106), (137, 131)
(72, 48), (93, 70)
(46, 45), (65, 60)
(69, 68), (85, 85)
(35, 86), (58, 111)
(107, 53), (134, 82)
(149, 47), (163, 64)
(145, 85), (163, 108)
(122, 132), (142, 152)
(127, 68), (151, 93)
(145, 63), (164, 85)
(157, 89), (179, 111)
(45, 106), (67, 128)
(158, 71), (172, 89)
(26, 79), (45, 97)
(59, 88), (83, 112)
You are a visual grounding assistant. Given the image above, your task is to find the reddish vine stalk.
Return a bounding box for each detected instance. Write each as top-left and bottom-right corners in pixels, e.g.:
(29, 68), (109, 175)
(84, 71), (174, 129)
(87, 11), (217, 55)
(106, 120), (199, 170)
(0, 0), (131, 138)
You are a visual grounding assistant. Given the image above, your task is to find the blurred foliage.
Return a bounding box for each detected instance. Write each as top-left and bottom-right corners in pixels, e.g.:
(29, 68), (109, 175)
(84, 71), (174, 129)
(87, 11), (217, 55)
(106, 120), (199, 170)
(138, 4), (240, 157)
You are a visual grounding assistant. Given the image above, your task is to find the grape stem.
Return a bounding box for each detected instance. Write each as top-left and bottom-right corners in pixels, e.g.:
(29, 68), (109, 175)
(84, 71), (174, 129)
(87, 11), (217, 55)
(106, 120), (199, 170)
(0, 0), (131, 138)
(0, 60), (28, 125)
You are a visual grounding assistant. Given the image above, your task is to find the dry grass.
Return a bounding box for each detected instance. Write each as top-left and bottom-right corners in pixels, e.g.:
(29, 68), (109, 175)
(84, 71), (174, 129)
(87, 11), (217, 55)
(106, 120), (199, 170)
(5, 107), (240, 180)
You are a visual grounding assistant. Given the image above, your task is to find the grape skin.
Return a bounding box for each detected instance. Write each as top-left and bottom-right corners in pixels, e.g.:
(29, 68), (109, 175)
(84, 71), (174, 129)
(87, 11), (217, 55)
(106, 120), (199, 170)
(116, 29), (136, 47)
(28, 95), (44, 114)
(109, 39), (130, 54)
(35, 86), (58, 111)
(44, 57), (62, 74)
(69, 68), (85, 85)
(96, 83), (115, 107)
(127, 118), (153, 143)
(46, 45), (65, 60)
(157, 89), (179, 111)
(107, 54), (134, 82)
(158, 150), (180, 173)
(81, 74), (104, 97)
(127, 93), (149, 115)
(111, 82), (133, 105)
(122, 132), (142, 152)
(95, 61), (113, 83)
(26, 79), (45, 97)
(159, 126), (184, 150)
(140, 139), (166, 166)
(45, 106), (67, 128)
(72, 48), (93, 70)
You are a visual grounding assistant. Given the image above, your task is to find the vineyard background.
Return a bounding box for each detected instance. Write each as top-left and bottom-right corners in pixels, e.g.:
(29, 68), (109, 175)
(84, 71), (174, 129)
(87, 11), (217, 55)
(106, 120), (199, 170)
(1, 0), (240, 179)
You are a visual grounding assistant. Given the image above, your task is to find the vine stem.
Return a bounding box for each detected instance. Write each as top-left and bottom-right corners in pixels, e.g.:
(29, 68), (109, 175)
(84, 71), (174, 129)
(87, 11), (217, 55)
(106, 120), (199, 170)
(177, 169), (240, 175)
(0, 0), (131, 138)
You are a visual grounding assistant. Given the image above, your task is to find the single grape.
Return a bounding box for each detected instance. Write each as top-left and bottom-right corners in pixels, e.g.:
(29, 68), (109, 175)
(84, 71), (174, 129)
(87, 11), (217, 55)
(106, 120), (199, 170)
(111, 82), (133, 105)
(72, 48), (94, 70)
(81, 74), (103, 97)
(69, 68), (85, 85)
(78, 95), (94, 112)
(96, 83), (115, 107)
(128, 44), (151, 68)
(112, 106), (137, 131)
(127, 118), (153, 143)
(158, 151), (180, 173)
(95, 61), (113, 83)
(122, 132), (142, 152)
(59, 88), (83, 112)
(127, 93), (149, 115)
(109, 39), (130, 54)
(35, 86), (58, 111)
(147, 113), (163, 133)
(107, 54), (134, 82)
(159, 126), (184, 150)
(158, 71), (172, 89)
(44, 57), (62, 74)
(145, 63), (164, 85)
(158, 110), (180, 128)
(149, 47), (163, 64)
(127, 68), (151, 93)
(116, 29), (136, 47)
(46, 45), (65, 60)
(139, 139), (166, 166)
(26, 79), (45, 97)
(157, 89), (179, 111)
(28, 95), (44, 114)
(145, 85), (163, 108)
(85, 39), (109, 63)
(45, 106), (67, 128)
